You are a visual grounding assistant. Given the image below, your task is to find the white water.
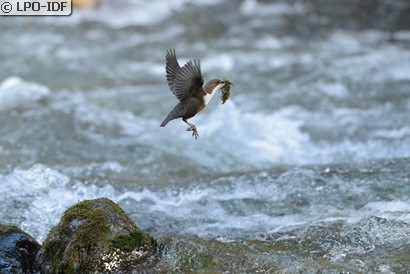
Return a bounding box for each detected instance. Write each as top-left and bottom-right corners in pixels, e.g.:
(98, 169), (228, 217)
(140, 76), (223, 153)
(2, 162), (410, 244)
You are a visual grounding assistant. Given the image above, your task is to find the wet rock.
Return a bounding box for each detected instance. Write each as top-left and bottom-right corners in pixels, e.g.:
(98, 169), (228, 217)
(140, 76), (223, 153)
(37, 198), (156, 273)
(0, 224), (41, 273)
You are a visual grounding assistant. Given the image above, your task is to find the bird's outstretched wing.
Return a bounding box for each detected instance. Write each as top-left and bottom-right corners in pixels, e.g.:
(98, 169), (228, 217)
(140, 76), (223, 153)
(165, 49), (204, 101)
(165, 49), (180, 96)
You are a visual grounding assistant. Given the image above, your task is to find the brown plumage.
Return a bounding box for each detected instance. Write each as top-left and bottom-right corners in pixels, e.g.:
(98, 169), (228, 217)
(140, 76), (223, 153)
(160, 49), (224, 139)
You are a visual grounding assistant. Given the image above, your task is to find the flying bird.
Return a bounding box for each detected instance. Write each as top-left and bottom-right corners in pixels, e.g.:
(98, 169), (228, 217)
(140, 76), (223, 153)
(160, 49), (225, 139)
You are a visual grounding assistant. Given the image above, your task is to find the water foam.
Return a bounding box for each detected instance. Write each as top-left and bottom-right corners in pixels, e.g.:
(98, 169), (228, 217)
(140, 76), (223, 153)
(0, 77), (50, 110)
(331, 40), (410, 83)
(70, 87), (410, 171)
(116, 167), (410, 239)
(0, 164), (117, 242)
(66, 89), (309, 170)
(240, 0), (301, 16)
(2, 162), (409, 242)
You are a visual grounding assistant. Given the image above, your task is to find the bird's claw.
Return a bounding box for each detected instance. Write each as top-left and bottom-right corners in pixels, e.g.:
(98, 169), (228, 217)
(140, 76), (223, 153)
(192, 130), (199, 139)
(186, 124), (197, 131)
(186, 126), (199, 139)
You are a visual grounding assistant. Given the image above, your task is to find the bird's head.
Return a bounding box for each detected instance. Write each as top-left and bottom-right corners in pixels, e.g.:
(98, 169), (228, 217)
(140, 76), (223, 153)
(202, 79), (225, 106)
(204, 79), (225, 95)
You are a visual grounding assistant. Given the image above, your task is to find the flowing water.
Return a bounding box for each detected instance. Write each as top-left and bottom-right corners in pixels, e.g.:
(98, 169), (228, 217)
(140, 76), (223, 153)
(1, 0), (410, 272)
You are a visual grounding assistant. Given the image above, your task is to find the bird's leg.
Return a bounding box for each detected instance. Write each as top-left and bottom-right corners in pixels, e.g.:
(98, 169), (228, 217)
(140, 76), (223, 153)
(183, 119), (199, 139)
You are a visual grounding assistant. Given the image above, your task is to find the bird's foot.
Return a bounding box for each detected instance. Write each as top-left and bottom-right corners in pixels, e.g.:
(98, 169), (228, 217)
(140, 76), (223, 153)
(192, 129), (199, 139)
(186, 125), (199, 139)
(186, 125), (197, 132)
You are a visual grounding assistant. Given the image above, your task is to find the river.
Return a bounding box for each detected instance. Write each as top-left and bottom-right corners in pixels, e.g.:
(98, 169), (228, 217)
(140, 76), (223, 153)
(1, 0), (410, 272)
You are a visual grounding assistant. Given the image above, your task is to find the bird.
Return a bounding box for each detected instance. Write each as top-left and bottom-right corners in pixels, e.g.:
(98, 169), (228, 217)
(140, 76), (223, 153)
(160, 49), (225, 139)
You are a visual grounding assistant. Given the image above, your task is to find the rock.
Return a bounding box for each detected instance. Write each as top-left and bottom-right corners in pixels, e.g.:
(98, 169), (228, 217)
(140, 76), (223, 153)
(37, 198), (156, 273)
(0, 224), (41, 273)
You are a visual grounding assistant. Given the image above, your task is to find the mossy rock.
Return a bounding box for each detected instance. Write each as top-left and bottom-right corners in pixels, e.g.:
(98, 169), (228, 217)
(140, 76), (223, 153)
(37, 198), (156, 273)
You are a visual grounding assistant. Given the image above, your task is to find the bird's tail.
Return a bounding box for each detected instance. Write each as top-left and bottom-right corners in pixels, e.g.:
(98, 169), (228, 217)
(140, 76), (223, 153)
(160, 103), (181, 127)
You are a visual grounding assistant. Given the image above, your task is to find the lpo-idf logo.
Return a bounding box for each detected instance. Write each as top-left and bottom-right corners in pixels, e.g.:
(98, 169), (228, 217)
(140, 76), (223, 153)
(1, 0), (72, 16)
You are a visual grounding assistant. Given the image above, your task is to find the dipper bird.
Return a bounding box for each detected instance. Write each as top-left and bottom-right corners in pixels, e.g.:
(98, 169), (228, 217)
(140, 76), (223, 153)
(160, 49), (225, 139)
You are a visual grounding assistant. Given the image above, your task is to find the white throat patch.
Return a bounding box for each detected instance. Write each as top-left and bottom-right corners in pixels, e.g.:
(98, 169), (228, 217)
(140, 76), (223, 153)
(203, 83), (224, 106)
